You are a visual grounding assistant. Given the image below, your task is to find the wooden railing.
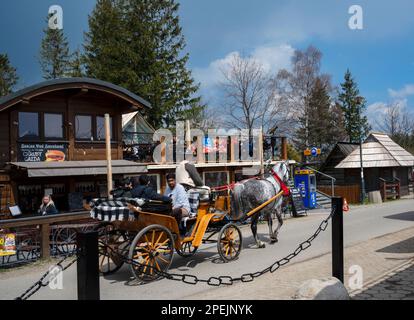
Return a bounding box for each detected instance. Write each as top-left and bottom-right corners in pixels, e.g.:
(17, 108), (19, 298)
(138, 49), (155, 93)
(0, 212), (92, 259)
(318, 184), (360, 204)
(379, 178), (400, 201)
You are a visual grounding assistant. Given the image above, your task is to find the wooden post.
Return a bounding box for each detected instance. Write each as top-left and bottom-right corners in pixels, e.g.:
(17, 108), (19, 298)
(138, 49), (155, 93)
(281, 137), (288, 160)
(105, 114), (113, 199)
(40, 224), (50, 259)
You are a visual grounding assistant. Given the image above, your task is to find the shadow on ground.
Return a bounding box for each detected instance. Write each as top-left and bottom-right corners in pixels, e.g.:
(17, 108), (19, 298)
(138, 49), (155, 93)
(376, 236), (414, 254)
(383, 211), (414, 222)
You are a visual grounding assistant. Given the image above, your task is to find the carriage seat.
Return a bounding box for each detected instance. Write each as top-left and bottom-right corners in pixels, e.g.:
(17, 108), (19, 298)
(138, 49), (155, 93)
(187, 186), (211, 217)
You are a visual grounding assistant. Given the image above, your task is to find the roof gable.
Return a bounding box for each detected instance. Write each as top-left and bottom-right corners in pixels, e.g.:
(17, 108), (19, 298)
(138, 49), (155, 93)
(336, 133), (414, 169)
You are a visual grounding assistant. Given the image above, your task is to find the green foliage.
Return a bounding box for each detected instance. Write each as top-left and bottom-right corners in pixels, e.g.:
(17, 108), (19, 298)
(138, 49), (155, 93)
(294, 77), (346, 158)
(84, 0), (204, 128)
(287, 143), (302, 162)
(67, 49), (85, 77)
(338, 69), (371, 143)
(39, 17), (71, 80)
(0, 53), (18, 96)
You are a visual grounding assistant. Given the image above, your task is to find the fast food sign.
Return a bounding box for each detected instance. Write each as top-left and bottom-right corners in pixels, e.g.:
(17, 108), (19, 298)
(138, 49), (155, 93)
(0, 233), (16, 256)
(17, 143), (67, 162)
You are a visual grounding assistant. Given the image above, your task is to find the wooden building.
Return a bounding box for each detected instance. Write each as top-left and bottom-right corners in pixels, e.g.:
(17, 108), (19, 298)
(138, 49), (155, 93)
(0, 78), (149, 217)
(334, 133), (414, 200)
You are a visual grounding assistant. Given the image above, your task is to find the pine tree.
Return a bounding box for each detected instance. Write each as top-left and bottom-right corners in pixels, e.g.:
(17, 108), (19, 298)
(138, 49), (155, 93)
(39, 16), (71, 79)
(0, 53), (18, 96)
(84, 0), (204, 128)
(338, 70), (371, 143)
(294, 78), (346, 160)
(67, 49), (85, 77)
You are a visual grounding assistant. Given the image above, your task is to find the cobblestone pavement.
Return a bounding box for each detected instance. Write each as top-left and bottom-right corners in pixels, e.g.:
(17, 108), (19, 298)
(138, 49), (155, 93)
(351, 259), (414, 300)
(186, 226), (414, 300)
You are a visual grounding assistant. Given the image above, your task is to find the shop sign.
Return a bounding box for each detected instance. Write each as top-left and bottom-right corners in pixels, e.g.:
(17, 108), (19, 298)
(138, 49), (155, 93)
(0, 233), (16, 256)
(17, 143), (67, 162)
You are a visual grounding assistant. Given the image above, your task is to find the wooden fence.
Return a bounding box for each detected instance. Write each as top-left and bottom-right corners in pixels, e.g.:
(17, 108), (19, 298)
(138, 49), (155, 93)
(318, 184), (361, 204)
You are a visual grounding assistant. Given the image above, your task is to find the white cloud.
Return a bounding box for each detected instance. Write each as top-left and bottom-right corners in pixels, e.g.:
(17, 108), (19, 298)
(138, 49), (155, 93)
(366, 99), (408, 130)
(388, 84), (414, 99)
(193, 44), (295, 102)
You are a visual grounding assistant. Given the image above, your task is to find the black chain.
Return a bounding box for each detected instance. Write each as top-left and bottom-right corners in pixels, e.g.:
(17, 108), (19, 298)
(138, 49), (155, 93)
(15, 250), (78, 300)
(105, 205), (336, 286)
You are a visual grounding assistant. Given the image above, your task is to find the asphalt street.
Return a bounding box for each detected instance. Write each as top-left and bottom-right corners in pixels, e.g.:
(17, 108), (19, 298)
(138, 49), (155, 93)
(1, 198), (414, 300)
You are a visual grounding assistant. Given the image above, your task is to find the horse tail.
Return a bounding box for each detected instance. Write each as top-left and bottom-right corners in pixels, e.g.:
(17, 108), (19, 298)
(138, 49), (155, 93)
(230, 183), (246, 221)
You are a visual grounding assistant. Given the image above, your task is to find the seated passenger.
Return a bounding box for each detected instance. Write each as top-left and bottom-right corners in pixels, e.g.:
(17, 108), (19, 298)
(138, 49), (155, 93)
(111, 178), (133, 198)
(164, 173), (191, 228)
(131, 175), (170, 202)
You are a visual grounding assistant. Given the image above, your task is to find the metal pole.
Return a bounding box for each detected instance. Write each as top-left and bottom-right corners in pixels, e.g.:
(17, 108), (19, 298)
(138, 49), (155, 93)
(331, 196), (344, 283)
(105, 114), (113, 199)
(77, 231), (100, 300)
(359, 138), (366, 204)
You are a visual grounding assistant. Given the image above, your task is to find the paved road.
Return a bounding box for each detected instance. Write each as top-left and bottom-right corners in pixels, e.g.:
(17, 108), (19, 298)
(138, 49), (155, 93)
(1, 198), (414, 300)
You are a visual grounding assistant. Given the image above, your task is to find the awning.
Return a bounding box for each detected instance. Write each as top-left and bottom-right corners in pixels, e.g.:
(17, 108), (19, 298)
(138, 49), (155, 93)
(8, 160), (147, 178)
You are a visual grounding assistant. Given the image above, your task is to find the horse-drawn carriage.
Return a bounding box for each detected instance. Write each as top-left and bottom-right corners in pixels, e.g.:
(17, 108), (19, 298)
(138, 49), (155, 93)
(90, 161), (290, 283)
(91, 192), (243, 282)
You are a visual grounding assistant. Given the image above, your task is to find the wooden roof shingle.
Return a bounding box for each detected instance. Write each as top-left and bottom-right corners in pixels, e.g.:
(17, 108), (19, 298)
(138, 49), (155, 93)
(335, 133), (414, 169)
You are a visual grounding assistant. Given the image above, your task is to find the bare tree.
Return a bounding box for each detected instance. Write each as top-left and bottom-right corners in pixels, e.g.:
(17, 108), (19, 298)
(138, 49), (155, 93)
(276, 46), (332, 146)
(379, 101), (414, 153)
(219, 53), (292, 136)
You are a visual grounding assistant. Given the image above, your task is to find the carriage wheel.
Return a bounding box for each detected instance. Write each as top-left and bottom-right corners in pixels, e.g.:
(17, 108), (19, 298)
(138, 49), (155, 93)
(128, 224), (174, 282)
(217, 223), (242, 262)
(53, 227), (77, 256)
(176, 241), (198, 258)
(96, 223), (128, 275)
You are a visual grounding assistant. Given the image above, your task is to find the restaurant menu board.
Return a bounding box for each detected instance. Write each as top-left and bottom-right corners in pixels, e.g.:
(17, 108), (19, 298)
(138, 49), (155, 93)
(18, 143), (67, 162)
(0, 233), (16, 256)
(290, 187), (307, 216)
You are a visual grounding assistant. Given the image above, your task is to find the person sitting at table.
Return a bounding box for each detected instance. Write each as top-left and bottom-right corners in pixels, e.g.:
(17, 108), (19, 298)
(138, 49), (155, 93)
(38, 195), (59, 216)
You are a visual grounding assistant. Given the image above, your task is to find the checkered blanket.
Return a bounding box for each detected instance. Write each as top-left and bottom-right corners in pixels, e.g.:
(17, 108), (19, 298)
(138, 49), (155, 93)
(187, 190), (200, 218)
(89, 198), (145, 222)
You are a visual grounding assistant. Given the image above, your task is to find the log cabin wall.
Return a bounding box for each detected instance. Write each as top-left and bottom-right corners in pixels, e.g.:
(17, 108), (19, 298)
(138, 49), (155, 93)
(0, 111), (10, 166)
(2, 90), (124, 163)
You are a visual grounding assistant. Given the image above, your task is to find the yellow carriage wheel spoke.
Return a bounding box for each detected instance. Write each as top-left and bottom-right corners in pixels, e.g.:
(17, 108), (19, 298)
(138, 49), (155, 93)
(156, 254), (171, 264)
(155, 231), (164, 245)
(133, 252), (148, 259)
(155, 237), (170, 247)
(154, 258), (162, 272)
(151, 230), (155, 247)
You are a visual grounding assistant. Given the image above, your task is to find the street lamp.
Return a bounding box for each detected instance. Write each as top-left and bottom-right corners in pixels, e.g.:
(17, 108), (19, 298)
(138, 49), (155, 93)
(357, 96), (366, 204)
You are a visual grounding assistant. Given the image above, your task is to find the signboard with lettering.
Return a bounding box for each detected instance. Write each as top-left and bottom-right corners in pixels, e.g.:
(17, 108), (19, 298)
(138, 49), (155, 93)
(18, 143), (67, 162)
(290, 187), (307, 216)
(0, 233), (16, 256)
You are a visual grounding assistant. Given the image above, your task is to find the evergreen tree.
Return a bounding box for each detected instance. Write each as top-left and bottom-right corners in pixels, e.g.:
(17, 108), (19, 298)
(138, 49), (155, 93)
(39, 16), (71, 79)
(67, 49), (85, 77)
(0, 53), (18, 96)
(338, 69), (371, 143)
(294, 78), (346, 161)
(84, 0), (204, 128)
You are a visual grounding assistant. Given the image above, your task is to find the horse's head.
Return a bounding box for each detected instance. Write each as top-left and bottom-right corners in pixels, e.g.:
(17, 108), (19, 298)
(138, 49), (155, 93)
(271, 161), (290, 183)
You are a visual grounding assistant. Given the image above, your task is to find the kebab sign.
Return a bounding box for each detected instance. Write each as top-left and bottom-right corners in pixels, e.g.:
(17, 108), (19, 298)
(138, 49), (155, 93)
(0, 233), (16, 257)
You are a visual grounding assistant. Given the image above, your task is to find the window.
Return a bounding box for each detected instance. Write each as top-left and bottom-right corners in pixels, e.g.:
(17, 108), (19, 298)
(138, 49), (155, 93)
(75, 115), (92, 140)
(203, 171), (229, 188)
(96, 116), (113, 141)
(44, 113), (63, 139)
(18, 112), (39, 139)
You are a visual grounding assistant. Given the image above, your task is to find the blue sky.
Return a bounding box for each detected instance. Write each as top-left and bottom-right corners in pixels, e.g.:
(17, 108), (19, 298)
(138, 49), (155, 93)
(1, 0), (414, 128)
